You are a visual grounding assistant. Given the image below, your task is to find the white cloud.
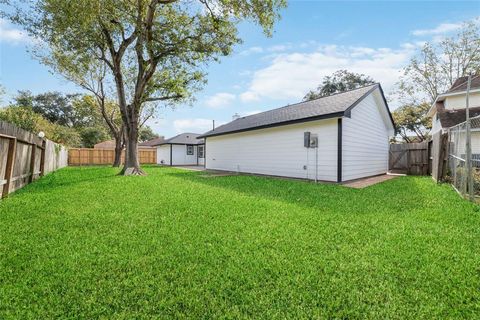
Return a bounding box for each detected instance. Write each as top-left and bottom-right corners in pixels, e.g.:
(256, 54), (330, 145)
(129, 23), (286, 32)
(173, 118), (216, 134)
(240, 44), (415, 102)
(240, 91), (260, 103)
(268, 44), (292, 52)
(239, 46), (264, 56)
(0, 19), (30, 44)
(205, 92), (236, 109)
(412, 22), (462, 36)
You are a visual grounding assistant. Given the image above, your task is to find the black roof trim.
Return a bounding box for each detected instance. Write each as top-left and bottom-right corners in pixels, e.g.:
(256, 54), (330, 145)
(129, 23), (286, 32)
(198, 111), (345, 138)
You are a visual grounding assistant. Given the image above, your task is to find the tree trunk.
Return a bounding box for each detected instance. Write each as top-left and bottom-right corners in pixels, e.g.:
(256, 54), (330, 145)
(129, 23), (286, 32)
(121, 124), (145, 175)
(113, 135), (123, 167)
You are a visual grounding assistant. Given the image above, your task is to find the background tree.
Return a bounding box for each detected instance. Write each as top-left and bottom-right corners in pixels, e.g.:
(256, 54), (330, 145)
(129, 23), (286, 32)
(10, 0), (286, 175)
(0, 105), (82, 146)
(397, 21), (480, 104)
(392, 103), (431, 143)
(139, 126), (159, 142)
(14, 91), (81, 127)
(393, 20), (480, 142)
(13, 91), (113, 147)
(303, 70), (375, 101)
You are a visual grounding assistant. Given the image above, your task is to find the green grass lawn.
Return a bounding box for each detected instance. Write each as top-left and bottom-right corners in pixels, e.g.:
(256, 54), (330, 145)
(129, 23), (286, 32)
(0, 166), (479, 319)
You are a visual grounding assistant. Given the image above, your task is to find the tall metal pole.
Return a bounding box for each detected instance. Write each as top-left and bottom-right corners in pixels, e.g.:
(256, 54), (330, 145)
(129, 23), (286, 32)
(465, 75), (474, 201)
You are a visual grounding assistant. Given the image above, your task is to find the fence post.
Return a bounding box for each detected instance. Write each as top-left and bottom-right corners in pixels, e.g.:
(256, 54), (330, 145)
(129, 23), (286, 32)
(29, 144), (37, 183)
(465, 75), (474, 201)
(39, 140), (46, 177)
(2, 138), (17, 198)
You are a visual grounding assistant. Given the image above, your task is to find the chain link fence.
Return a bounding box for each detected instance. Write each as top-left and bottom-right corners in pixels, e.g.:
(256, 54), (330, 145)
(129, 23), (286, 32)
(447, 115), (480, 202)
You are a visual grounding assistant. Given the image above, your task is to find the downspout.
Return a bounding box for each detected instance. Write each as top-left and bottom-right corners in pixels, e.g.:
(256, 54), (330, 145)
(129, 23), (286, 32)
(204, 138), (207, 169)
(337, 118), (343, 183)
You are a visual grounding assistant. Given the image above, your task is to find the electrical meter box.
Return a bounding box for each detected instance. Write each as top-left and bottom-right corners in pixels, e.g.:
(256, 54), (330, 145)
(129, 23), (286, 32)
(309, 134), (318, 148)
(304, 132), (318, 148)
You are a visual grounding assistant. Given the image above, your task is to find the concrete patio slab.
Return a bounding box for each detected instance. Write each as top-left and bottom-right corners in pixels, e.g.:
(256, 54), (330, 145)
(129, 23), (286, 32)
(342, 174), (399, 189)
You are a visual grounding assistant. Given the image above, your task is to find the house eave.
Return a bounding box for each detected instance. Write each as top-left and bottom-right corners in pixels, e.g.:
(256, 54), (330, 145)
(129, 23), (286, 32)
(197, 111), (345, 139)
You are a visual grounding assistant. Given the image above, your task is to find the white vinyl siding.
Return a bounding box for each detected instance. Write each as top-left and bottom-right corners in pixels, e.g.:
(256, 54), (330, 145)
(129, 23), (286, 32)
(157, 144), (199, 165)
(444, 92), (480, 110)
(431, 111), (443, 133)
(342, 92), (390, 181)
(156, 145), (171, 165)
(205, 119), (338, 181)
(172, 145), (198, 165)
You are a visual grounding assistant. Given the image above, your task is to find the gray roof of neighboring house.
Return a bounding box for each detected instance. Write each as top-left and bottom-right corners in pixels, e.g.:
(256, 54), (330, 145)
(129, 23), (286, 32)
(153, 133), (204, 146)
(436, 101), (480, 128)
(446, 74), (480, 94)
(198, 84), (393, 138)
(139, 136), (165, 147)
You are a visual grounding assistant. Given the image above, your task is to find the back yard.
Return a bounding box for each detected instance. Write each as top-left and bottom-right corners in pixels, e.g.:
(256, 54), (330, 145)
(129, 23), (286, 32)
(0, 166), (479, 319)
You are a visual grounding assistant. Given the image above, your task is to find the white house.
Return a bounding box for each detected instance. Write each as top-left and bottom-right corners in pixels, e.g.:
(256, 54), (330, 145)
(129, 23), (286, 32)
(427, 75), (480, 161)
(198, 84), (395, 182)
(153, 133), (205, 166)
(428, 75), (480, 134)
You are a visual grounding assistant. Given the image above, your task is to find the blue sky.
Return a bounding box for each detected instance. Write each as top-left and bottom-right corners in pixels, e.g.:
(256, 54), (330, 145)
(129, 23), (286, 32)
(1, 1), (479, 138)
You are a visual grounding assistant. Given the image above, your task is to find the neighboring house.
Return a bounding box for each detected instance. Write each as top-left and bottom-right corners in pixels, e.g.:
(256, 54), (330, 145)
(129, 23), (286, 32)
(94, 138), (164, 149)
(153, 133), (205, 166)
(198, 83), (395, 182)
(94, 140), (116, 149)
(139, 136), (165, 148)
(428, 75), (480, 134)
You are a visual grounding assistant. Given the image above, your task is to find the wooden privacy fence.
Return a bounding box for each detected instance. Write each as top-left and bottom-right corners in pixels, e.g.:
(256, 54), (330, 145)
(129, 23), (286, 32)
(389, 142), (429, 175)
(0, 121), (68, 198)
(430, 132), (449, 182)
(68, 148), (157, 165)
(389, 136), (449, 179)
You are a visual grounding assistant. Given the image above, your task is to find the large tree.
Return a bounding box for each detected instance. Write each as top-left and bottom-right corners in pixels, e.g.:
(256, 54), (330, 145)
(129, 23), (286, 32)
(39, 49), (127, 166)
(393, 20), (480, 141)
(10, 0), (286, 175)
(303, 70), (375, 101)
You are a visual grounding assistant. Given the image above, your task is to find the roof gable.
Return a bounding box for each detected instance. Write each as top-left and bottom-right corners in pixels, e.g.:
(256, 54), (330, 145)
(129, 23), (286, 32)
(447, 75), (480, 94)
(155, 133), (204, 145)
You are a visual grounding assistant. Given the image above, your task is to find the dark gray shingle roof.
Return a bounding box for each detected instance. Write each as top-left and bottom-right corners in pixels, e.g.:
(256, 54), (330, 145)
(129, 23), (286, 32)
(139, 136), (165, 147)
(447, 75), (480, 94)
(199, 84), (388, 138)
(153, 133), (204, 146)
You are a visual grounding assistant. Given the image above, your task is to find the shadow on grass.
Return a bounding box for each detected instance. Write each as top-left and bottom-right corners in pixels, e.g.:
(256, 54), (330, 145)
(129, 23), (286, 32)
(10, 166), (121, 197)
(164, 169), (440, 214)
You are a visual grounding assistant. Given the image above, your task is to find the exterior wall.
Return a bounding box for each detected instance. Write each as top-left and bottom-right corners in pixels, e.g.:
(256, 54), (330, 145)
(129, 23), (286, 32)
(472, 131), (480, 154)
(172, 144), (198, 165)
(198, 145), (205, 166)
(205, 119), (338, 181)
(444, 92), (480, 110)
(431, 110), (443, 134)
(157, 144), (203, 166)
(157, 145), (171, 165)
(342, 92), (391, 181)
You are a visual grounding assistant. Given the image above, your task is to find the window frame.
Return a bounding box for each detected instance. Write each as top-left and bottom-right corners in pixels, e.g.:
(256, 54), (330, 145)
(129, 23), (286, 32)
(186, 144), (194, 155)
(198, 145), (204, 158)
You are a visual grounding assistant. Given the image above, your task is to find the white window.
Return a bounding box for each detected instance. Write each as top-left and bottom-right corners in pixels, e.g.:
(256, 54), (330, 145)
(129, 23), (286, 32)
(186, 145), (194, 155)
(198, 145), (204, 158)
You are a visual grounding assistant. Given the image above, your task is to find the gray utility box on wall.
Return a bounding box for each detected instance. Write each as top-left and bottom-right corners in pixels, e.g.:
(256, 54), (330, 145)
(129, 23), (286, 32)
(304, 132), (318, 148)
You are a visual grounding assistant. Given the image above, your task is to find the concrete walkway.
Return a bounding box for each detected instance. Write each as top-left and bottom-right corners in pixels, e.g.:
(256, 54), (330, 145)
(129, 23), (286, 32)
(342, 174), (399, 189)
(172, 165), (205, 171)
